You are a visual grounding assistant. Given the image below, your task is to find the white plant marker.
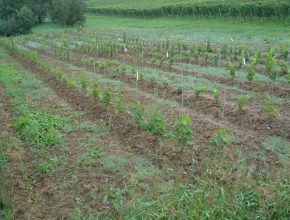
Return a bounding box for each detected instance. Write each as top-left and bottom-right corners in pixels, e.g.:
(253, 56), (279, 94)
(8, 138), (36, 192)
(182, 65), (184, 117)
(96, 44), (99, 60)
(166, 51), (169, 58)
(135, 71), (139, 100)
(218, 49), (221, 68)
(243, 58), (246, 66)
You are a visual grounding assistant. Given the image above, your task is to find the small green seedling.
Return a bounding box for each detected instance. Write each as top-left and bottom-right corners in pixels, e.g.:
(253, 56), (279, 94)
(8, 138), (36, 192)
(209, 128), (231, 148)
(115, 95), (125, 115)
(147, 111), (167, 136)
(92, 80), (100, 102)
(237, 95), (252, 110)
(195, 87), (207, 97)
(80, 75), (88, 92)
(130, 102), (145, 129)
(211, 89), (220, 103)
(264, 97), (280, 119)
(102, 88), (112, 108)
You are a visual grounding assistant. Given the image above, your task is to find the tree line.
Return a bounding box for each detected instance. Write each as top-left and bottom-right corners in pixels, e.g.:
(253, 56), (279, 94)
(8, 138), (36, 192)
(0, 0), (86, 36)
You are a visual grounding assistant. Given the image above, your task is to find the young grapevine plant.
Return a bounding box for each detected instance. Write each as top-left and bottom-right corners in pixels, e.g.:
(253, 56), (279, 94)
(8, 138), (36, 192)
(264, 97), (280, 119)
(147, 111), (167, 136)
(209, 128), (231, 148)
(92, 80), (100, 101)
(173, 116), (193, 148)
(102, 88), (112, 108)
(227, 59), (236, 79)
(237, 95), (252, 110)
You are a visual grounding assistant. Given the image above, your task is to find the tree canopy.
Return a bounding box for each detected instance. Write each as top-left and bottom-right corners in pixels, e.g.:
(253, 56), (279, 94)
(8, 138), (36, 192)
(0, 0), (86, 36)
(51, 0), (86, 26)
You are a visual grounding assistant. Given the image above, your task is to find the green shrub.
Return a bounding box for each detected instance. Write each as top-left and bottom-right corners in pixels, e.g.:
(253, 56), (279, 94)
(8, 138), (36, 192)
(0, 6), (36, 36)
(15, 111), (68, 148)
(147, 111), (167, 136)
(50, 0), (86, 26)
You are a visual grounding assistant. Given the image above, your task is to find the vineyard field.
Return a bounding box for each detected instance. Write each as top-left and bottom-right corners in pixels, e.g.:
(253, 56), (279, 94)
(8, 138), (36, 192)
(0, 4), (290, 220)
(86, 0), (290, 19)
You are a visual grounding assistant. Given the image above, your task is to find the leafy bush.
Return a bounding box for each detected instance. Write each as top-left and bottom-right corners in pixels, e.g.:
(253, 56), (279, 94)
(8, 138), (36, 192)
(0, 6), (36, 36)
(173, 116), (193, 148)
(147, 111), (167, 136)
(50, 0), (86, 26)
(15, 111), (69, 148)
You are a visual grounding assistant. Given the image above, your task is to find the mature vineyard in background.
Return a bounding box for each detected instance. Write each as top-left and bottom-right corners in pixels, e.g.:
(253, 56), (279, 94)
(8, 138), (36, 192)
(86, 0), (290, 19)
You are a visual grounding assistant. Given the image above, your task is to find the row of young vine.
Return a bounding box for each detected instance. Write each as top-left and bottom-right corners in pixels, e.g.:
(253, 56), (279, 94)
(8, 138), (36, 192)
(13, 31), (290, 142)
(0, 39), (195, 148)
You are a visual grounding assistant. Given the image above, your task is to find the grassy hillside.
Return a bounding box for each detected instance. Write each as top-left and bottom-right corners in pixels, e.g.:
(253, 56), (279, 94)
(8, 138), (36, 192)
(30, 15), (290, 45)
(86, 0), (290, 18)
